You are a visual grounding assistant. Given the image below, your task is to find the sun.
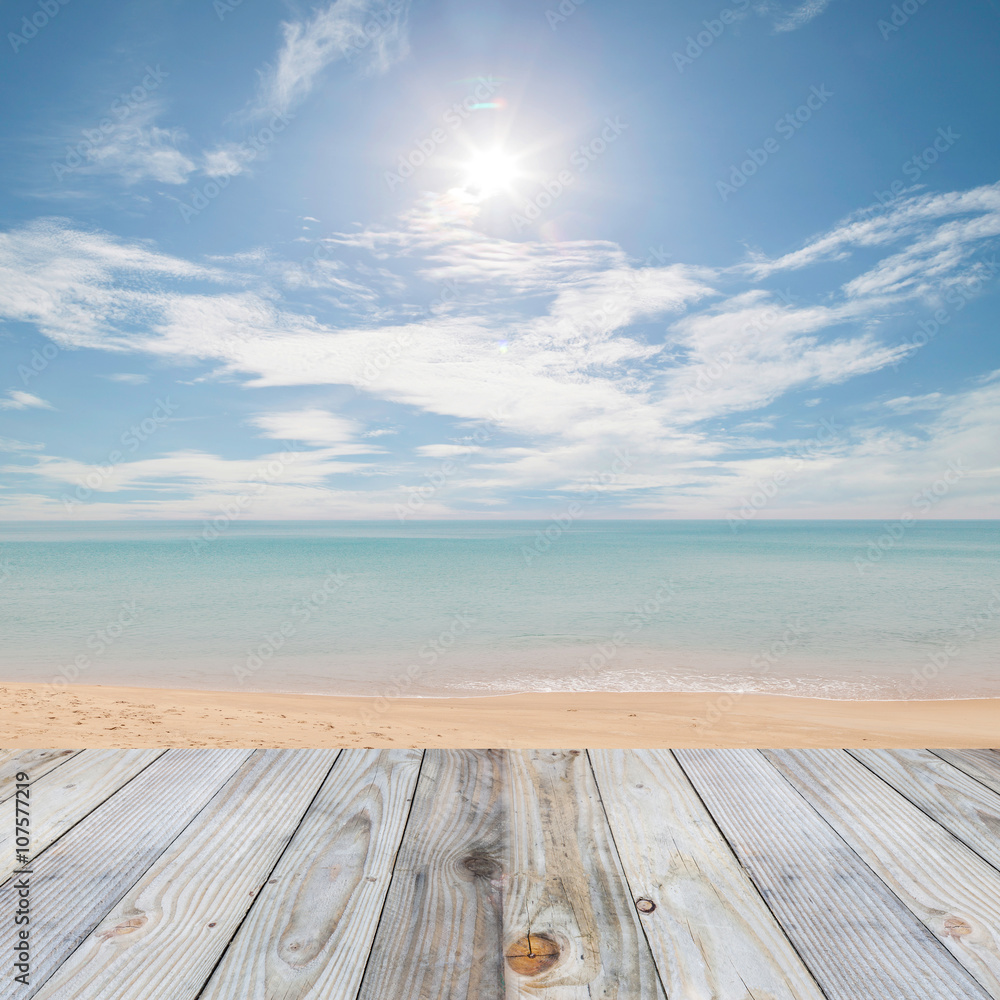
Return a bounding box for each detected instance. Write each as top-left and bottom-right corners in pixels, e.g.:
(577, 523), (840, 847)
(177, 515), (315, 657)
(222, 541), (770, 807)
(462, 149), (521, 197)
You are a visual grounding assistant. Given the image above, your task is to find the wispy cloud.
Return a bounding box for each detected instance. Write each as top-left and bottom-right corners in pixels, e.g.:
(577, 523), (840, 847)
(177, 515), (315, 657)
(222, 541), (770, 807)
(0, 436), (45, 452)
(250, 408), (382, 453)
(1, 180), (999, 516)
(201, 143), (258, 179)
(769, 0), (835, 33)
(64, 105), (197, 185)
(0, 218), (225, 349)
(745, 183), (1000, 289)
(0, 390), (54, 410)
(882, 392), (946, 414)
(255, 0), (411, 117)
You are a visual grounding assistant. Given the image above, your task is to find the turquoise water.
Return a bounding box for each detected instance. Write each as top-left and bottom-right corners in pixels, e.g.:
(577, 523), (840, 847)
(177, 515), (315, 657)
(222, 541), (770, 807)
(0, 521), (997, 699)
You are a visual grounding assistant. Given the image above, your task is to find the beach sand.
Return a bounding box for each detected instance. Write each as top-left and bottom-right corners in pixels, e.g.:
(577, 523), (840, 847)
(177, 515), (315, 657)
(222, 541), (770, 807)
(1, 682), (998, 748)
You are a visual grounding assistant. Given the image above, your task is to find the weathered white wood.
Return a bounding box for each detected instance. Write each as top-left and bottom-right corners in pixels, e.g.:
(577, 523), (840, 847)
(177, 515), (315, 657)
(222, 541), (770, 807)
(849, 749), (1000, 872)
(590, 749), (827, 1000)
(0, 750), (164, 885)
(198, 749), (421, 1000)
(502, 749), (666, 999)
(357, 750), (511, 1000)
(0, 750), (80, 803)
(8, 747), (1000, 1000)
(676, 749), (992, 1000)
(358, 750), (666, 1000)
(0, 751), (25, 772)
(32, 749), (340, 1000)
(932, 750), (1000, 797)
(0, 748), (252, 1000)
(768, 749), (1000, 999)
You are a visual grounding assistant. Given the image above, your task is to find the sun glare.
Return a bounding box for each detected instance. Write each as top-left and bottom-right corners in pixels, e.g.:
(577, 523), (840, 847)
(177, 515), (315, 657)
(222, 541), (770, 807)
(462, 149), (520, 197)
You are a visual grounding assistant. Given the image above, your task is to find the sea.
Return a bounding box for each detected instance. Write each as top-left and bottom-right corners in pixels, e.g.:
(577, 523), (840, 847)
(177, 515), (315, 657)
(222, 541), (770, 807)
(1, 520), (997, 701)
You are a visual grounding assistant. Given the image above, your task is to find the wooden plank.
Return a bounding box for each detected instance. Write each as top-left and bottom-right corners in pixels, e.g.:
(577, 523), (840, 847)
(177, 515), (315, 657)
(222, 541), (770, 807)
(0, 748), (252, 999)
(503, 749), (666, 999)
(0, 750), (165, 884)
(357, 749), (508, 1000)
(0, 750), (80, 803)
(767, 749), (1000, 998)
(31, 749), (340, 1000)
(198, 749), (421, 1000)
(675, 749), (992, 1000)
(358, 750), (665, 1000)
(590, 749), (827, 1000)
(932, 751), (1000, 796)
(849, 749), (1000, 872)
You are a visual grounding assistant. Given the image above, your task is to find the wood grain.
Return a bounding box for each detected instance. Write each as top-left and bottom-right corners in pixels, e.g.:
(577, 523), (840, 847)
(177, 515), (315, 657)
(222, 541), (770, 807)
(590, 749), (826, 1000)
(768, 748), (1000, 998)
(0, 750), (80, 803)
(32, 749), (340, 1000)
(358, 750), (665, 999)
(849, 749), (1000, 872)
(0, 750), (164, 885)
(502, 749), (665, 999)
(356, 749), (509, 1000)
(0, 748), (252, 1000)
(7, 748), (1000, 999)
(932, 751), (1000, 797)
(199, 748), (421, 1000)
(676, 749), (992, 1000)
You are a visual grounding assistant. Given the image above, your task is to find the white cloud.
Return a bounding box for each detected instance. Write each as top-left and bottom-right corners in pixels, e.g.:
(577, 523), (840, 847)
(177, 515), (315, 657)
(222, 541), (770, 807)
(103, 373), (149, 384)
(1, 180), (999, 516)
(0, 390), (54, 410)
(883, 393), (946, 414)
(0, 219), (224, 349)
(770, 0), (834, 32)
(663, 293), (911, 423)
(256, 0), (411, 117)
(4, 447), (372, 495)
(746, 183), (1000, 292)
(202, 143), (257, 179)
(250, 408), (383, 455)
(69, 105), (197, 185)
(0, 437), (44, 452)
(416, 444), (482, 458)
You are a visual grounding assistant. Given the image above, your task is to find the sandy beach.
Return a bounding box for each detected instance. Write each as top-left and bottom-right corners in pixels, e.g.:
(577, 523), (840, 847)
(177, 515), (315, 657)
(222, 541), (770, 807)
(2, 682), (998, 748)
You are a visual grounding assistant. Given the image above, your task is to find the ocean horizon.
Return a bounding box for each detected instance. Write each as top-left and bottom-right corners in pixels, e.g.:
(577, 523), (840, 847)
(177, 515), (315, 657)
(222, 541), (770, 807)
(1, 519), (997, 702)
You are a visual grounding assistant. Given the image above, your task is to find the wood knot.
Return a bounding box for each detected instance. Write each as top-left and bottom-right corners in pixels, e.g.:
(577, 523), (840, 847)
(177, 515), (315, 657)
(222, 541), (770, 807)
(635, 898), (656, 914)
(96, 916), (147, 940)
(944, 917), (973, 938)
(462, 855), (501, 879)
(505, 934), (560, 976)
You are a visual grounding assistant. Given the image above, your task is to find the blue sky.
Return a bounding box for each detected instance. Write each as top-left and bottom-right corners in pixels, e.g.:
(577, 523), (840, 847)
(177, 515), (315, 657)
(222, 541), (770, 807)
(1, 0), (998, 519)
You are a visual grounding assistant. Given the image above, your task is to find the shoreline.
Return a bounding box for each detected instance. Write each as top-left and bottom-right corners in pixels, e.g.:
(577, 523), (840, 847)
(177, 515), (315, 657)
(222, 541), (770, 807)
(28, 678), (1000, 703)
(2, 682), (999, 748)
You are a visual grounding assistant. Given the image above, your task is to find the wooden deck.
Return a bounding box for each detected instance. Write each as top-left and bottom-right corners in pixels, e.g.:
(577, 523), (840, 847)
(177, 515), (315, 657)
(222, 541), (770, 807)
(2, 749), (1000, 999)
